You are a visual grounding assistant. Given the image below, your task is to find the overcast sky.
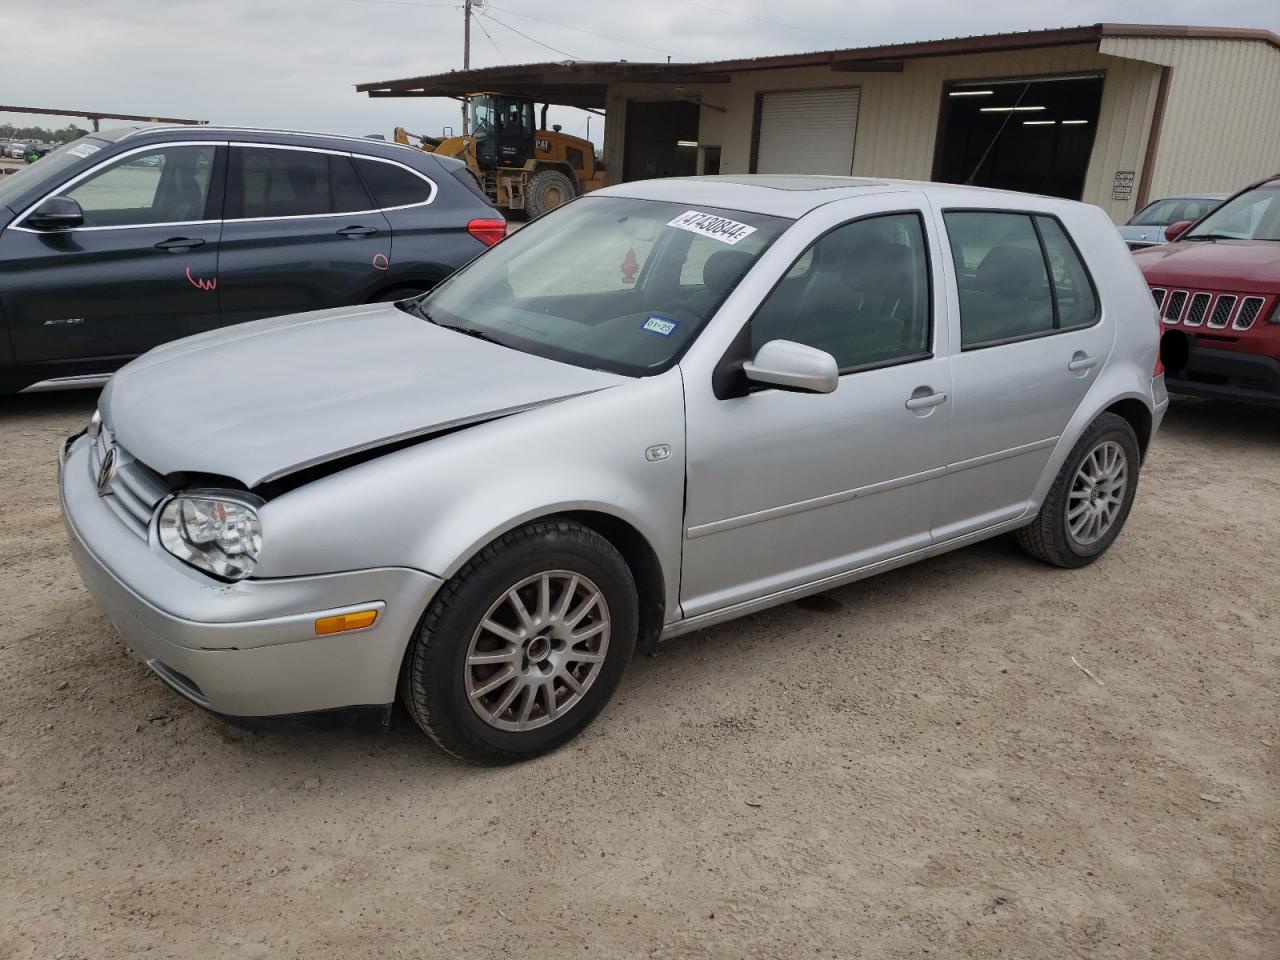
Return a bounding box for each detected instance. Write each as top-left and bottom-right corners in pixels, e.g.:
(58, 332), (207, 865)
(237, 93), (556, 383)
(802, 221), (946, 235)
(4, 0), (1278, 147)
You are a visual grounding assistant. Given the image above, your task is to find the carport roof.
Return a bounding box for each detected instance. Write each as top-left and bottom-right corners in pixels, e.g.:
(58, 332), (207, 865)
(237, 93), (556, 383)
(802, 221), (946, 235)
(355, 22), (1280, 108)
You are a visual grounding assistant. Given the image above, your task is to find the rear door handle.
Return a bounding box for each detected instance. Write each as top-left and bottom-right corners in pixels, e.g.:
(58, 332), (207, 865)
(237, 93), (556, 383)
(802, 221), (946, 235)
(154, 237), (205, 252)
(905, 391), (948, 411)
(337, 225), (378, 238)
(1068, 353), (1098, 372)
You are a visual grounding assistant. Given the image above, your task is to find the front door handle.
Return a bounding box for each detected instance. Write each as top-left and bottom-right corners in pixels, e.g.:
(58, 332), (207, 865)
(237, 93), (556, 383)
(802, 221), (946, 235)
(337, 225), (378, 238)
(1068, 352), (1098, 373)
(154, 237), (206, 252)
(905, 391), (948, 411)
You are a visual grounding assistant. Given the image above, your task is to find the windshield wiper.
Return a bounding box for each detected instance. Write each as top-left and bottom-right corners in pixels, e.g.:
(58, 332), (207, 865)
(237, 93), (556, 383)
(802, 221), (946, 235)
(1182, 233), (1238, 241)
(400, 298), (511, 348)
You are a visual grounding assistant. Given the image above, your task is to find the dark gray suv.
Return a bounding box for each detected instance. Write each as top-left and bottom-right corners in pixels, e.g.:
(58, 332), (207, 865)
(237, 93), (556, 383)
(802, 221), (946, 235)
(0, 126), (504, 394)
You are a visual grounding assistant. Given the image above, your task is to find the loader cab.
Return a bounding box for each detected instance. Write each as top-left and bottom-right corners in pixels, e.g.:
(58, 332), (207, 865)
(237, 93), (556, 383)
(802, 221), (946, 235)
(471, 94), (535, 169)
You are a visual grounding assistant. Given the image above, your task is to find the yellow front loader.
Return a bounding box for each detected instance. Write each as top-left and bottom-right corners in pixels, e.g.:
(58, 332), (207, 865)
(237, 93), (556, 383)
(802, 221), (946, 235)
(394, 94), (607, 218)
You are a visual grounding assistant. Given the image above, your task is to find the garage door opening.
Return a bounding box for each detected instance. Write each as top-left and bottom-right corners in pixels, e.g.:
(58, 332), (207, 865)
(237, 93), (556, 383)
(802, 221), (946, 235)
(623, 100), (699, 182)
(934, 75), (1103, 199)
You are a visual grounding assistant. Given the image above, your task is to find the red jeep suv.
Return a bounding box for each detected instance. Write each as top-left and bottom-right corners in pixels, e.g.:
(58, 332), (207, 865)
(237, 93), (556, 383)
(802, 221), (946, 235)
(1134, 175), (1280, 406)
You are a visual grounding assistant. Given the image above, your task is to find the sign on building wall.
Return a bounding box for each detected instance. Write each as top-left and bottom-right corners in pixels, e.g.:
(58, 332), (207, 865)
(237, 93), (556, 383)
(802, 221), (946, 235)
(1112, 170), (1135, 200)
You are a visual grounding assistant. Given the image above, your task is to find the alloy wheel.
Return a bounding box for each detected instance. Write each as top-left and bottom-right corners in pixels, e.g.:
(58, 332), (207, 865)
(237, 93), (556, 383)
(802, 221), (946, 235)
(464, 570), (611, 732)
(1067, 440), (1128, 546)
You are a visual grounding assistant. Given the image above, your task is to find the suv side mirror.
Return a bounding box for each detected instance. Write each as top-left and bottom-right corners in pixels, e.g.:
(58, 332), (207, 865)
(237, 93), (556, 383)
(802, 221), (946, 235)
(1164, 219), (1193, 242)
(742, 340), (839, 394)
(27, 196), (84, 231)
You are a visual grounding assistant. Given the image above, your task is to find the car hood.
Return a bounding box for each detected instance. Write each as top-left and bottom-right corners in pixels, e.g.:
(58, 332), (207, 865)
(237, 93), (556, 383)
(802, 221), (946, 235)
(1133, 239), (1280, 293)
(101, 303), (626, 487)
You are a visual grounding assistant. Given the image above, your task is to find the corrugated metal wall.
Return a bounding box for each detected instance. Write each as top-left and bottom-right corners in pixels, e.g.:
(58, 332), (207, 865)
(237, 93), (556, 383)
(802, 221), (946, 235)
(606, 44), (1165, 222)
(1100, 37), (1280, 199)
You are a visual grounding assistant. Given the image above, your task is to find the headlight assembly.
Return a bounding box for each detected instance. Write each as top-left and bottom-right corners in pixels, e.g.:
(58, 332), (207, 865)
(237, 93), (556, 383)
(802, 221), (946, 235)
(158, 491), (263, 580)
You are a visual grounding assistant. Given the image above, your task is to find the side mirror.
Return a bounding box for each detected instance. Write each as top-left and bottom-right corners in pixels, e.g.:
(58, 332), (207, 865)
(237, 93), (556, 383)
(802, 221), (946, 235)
(27, 196), (84, 231)
(1164, 219), (1193, 242)
(742, 339), (839, 394)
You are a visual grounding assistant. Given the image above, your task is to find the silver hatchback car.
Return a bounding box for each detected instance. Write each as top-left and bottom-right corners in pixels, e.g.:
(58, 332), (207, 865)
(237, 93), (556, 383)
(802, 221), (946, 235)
(60, 176), (1167, 762)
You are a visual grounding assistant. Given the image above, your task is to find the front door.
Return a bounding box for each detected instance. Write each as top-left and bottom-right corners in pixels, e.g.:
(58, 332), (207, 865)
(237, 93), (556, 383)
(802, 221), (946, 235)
(216, 144), (392, 327)
(681, 196), (954, 618)
(0, 142), (223, 365)
(931, 208), (1114, 540)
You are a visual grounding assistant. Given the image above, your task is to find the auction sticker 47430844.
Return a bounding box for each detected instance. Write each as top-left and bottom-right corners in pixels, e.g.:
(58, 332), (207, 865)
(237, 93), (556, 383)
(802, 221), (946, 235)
(667, 210), (758, 246)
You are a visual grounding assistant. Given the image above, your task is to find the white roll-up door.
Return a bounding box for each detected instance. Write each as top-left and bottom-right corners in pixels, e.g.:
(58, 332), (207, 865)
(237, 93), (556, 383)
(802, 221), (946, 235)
(754, 88), (861, 175)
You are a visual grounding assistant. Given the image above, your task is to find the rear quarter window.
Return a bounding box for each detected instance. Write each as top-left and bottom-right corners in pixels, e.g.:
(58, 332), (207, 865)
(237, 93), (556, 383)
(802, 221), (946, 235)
(355, 157), (434, 208)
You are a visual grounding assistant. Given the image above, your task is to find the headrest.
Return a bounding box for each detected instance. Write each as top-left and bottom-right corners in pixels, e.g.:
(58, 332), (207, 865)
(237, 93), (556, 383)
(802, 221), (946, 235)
(702, 250), (754, 292)
(977, 245), (1046, 299)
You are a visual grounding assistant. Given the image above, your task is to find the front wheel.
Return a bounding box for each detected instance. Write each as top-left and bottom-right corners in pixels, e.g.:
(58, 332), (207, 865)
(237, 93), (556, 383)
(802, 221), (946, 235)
(400, 520), (638, 763)
(525, 169), (575, 218)
(1015, 412), (1141, 568)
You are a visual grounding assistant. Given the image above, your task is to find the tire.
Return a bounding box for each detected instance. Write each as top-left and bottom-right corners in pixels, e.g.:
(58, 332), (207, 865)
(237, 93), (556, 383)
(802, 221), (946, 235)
(525, 169), (575, 218)
(399, 520), (638, 763)
(1015, 412), (1141, 568)
(373, 287), (426, 303)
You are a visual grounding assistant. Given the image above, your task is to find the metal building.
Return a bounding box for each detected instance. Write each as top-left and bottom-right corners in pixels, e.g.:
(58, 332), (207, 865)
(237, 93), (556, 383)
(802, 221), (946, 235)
(357, 22), (1280, 222)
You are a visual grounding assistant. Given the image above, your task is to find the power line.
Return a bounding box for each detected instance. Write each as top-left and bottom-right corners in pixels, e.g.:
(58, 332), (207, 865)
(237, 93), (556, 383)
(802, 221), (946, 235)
(472, 12), (506, 62)
(479, 11), (580, 61)
(669, 0), (860, 44)
(486, 4), (683, 59)
(345, 0), (461, 7)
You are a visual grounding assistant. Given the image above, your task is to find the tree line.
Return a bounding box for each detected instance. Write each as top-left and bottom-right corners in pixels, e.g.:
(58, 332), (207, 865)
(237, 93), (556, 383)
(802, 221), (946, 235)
(0, 124), (89, 145)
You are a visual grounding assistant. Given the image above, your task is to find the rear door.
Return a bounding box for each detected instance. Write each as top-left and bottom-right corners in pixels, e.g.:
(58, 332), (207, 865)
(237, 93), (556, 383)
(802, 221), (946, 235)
(931, 208), (1113, 541)
(216, 144), (392, 326)
(0, 141), (224, 364)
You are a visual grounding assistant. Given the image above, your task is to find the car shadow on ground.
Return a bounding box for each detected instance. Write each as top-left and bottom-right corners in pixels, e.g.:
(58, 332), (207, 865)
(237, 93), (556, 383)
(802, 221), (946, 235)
(1158, 395), (1280, 445)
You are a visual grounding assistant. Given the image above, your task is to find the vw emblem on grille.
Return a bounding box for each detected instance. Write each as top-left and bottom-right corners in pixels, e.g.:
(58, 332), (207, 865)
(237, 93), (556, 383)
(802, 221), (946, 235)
(96, 447), (117, 497)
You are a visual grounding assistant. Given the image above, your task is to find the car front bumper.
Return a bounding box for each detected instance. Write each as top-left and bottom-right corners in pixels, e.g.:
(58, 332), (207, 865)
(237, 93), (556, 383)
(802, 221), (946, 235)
(1165, 343), (1280, 407)
(59, 434), (442, 718)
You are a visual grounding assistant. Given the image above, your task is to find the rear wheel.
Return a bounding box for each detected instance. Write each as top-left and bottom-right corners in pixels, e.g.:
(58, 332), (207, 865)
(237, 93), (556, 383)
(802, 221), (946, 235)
(526, 169), (575, 218)
(1016, 412), (1141, 568)
(399, 520), (638, 763)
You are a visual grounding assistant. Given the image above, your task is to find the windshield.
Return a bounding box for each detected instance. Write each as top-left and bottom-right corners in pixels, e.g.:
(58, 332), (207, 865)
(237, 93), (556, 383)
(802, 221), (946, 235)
(418, 195), (790, 376)
(0, 136), (109, 209)
(1184, 185), (1280, 241)
(1129, 196), (1220, 226)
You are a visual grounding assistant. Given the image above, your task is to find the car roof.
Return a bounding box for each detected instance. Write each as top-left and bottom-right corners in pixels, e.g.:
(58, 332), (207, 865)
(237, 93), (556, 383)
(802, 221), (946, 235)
(1144, 192), (1230, 202)
(595, 174), (1095, 219)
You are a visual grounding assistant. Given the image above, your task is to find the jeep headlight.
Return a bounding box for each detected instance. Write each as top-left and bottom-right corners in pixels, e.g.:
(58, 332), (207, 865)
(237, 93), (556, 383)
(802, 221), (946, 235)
(158, 491), (263, 580)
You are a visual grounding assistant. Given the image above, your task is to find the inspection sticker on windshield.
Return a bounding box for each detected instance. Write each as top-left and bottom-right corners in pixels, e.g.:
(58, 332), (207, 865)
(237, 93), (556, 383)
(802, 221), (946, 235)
(667, 210), (757, 246)
(67, 143), (101, 159)
(642, 315), (678, 336)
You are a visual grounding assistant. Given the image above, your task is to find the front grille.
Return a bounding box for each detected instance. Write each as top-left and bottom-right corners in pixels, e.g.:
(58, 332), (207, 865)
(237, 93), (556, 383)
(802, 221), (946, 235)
(1163, 290), (1188, 323)
(1184, 292), (1211, 327)
(1151, 288), (1167, 309)
(1207, 295), (1237, 329)
(1235, 297), (1265, 330)
(87, 429), (171, 539)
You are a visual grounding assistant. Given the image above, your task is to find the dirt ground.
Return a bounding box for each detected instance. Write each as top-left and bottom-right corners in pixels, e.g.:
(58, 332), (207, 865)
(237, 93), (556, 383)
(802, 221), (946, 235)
(0, 391), (1276, 960)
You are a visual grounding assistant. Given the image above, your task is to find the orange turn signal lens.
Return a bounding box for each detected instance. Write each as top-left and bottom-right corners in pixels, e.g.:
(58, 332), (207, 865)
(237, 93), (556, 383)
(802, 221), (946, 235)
(314, 609), (379, 635)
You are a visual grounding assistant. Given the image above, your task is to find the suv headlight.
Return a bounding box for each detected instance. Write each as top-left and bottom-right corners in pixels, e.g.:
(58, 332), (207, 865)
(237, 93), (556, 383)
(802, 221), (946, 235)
(158, 491), (263, 580)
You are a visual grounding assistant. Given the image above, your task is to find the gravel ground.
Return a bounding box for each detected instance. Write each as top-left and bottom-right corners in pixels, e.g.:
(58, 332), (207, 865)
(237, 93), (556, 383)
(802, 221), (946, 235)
(0, 391), (1276, 959)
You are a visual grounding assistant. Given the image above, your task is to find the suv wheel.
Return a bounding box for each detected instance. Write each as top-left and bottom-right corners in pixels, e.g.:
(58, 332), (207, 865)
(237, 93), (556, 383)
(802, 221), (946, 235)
(1016, 412), (1141, 568)
(400, 520), (638, 763)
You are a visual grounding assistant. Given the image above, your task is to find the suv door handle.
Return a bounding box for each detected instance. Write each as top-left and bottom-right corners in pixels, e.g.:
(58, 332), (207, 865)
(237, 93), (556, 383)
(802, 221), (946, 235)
(154, 237), (206, 252)
(905, 390), (948, 411)
(1068, 353), (1098, 373)
(337, 225), (378, 238)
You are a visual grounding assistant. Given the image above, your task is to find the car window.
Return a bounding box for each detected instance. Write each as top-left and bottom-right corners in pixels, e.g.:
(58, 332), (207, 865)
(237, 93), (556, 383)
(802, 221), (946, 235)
(750, 213), (932, 370)
(354, 157), (433, 208)
(1035, 216), (1098, 331)
(226, 147), (372, 219)
(1129, 197), (1218, 226)
(63, 145), (216, 227)
(945, 212), (1053, 348)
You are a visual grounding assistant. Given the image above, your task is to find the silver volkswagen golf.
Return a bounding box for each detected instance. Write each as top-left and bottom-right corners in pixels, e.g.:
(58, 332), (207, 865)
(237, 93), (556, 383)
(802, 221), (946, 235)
(60, 175), (1167, 762)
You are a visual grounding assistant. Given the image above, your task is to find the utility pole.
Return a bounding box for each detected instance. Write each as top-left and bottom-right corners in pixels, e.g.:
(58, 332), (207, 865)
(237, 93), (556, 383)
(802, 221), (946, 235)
(461, 0), (473, 136)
